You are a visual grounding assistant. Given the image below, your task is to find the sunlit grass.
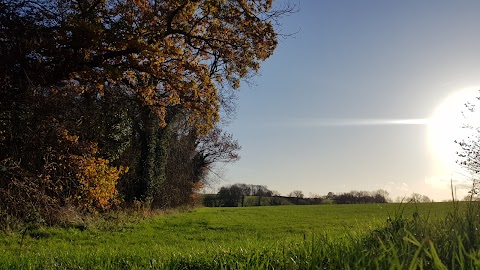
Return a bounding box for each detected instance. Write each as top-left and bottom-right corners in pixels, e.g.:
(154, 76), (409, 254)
(0, 202), (474, 269)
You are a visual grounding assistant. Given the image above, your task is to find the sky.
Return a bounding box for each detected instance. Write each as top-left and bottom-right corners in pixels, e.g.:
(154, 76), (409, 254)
(212, 0), (480, 201)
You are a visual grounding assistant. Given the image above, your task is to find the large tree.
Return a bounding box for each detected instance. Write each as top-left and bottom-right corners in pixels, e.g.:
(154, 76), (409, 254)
(0, 0), (289, 217)
(2, 0), (281, 130)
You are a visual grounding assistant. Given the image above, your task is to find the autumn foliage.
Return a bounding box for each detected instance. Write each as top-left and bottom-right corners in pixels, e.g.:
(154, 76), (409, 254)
(70, 155), (127, 210)
(0, 0), (287, 224)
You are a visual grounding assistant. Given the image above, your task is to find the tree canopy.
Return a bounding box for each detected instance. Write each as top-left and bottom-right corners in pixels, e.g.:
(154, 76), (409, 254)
(0, 0), (289, 223)
(2, 0), (281, 132)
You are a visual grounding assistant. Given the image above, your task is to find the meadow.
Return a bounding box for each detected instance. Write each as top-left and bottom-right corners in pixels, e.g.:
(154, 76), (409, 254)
(0, 202), (478, 269)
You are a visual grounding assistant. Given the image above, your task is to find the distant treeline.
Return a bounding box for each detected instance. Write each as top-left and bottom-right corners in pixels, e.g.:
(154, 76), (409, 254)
(326, 190), (389, 204)
(203, 194), (323, 207)
(203, 184), (391, 207)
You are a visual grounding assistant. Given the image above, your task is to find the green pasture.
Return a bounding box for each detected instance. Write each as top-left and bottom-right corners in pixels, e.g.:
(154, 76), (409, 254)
(0, 202), (471, 269)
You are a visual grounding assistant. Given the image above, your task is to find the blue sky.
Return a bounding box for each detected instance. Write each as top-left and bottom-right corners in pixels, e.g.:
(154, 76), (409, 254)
(216, 0), (480, 201)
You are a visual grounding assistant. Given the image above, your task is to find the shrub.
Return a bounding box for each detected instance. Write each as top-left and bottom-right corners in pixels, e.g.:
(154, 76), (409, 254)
(71, 156), (127, 211)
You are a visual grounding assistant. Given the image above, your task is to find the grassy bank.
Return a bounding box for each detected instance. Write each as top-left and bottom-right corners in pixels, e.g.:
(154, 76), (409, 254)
(0, 202), (476, 269)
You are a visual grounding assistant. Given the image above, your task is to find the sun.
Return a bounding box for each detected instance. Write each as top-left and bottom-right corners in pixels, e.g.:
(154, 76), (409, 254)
(428, 87), (480, 172)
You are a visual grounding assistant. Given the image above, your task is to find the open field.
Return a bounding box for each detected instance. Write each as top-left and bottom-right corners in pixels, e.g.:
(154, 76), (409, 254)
(0, 202), (475, 269)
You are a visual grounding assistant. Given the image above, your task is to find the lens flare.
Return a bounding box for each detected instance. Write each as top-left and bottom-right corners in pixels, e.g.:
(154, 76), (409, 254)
(428, 87), (480, 173)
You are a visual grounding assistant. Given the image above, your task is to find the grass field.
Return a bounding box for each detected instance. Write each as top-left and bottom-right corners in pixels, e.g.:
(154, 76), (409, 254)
(0, 202), (476, 269)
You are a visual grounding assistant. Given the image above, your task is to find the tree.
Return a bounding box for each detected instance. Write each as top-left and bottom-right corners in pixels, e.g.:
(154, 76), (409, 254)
(0, 0), (291, 221)
(407, 193), (432, 203)
(289, 190), (304, 199)
(215, 183), (274, 207)
(161, 124), (241, 207)
(326, 192), (335, 199)
(218, 185), (243, 207)
(373, 189), (390, 202)
(331, 190), (389, 204)
(236, 183), (253, 197)
(456, 92), (480, 196)
(1, 0), (284, 131)
(194, 126), (241, 179)
(271, 190), (281, 197)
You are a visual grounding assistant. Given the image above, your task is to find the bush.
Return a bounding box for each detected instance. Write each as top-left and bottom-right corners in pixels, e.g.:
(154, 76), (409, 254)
(0, 159), (57, 227)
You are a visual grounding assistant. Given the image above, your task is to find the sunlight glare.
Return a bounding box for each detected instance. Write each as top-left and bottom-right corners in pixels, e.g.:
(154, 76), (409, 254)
(428, 87), (480, 173)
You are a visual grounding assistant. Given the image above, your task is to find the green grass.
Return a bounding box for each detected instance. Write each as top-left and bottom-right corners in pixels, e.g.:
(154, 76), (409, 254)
(0, 202), (474, 269)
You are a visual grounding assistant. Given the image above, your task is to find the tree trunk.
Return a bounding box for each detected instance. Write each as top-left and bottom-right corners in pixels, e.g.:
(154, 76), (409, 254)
(138, 107), (173, 208)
